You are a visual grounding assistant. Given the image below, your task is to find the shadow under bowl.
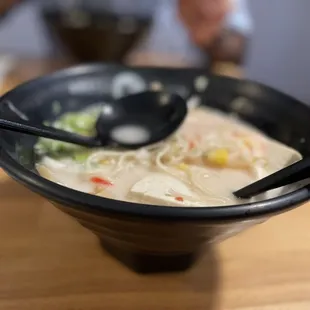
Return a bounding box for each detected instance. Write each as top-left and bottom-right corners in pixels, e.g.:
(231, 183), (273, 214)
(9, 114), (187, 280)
(1, 63), (310, 273)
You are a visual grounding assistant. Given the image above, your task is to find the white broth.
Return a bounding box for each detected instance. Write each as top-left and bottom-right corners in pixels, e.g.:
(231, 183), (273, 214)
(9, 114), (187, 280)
(36, 106), (302, 207)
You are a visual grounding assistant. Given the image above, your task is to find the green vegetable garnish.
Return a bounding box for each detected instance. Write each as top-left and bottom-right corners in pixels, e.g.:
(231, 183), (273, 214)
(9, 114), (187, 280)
(35, 106), (100, 159)
(73, 150), (91, 162)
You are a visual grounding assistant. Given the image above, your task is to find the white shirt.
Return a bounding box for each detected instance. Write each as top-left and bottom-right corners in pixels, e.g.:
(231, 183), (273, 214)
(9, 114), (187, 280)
(0, 0), (253, 63)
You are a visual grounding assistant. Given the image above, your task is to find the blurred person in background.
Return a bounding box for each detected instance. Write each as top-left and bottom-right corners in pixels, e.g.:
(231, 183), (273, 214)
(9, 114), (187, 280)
(0, 0), (252, 76)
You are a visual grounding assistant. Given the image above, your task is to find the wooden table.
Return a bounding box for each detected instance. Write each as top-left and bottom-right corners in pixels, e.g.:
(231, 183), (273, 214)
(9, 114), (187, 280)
(1, 60), (310, 310)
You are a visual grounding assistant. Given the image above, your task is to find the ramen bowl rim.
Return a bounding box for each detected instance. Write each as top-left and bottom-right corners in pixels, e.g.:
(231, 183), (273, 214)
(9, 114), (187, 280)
(1, 63), (310, 222)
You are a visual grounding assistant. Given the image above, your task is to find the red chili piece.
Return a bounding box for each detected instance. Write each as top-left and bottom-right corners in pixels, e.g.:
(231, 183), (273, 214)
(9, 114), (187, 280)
(90, 176), (113, 186)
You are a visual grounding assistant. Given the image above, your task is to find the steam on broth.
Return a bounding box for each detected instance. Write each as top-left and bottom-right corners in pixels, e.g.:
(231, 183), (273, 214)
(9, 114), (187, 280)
(35, 104), (302, 207)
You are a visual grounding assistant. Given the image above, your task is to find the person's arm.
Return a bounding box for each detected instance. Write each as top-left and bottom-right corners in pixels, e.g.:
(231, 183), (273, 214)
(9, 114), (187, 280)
(207, 0), (253, 66)
(179, 0), (253, 75)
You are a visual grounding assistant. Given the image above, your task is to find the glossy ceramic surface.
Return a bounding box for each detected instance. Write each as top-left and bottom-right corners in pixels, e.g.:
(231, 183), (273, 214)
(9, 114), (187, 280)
(1, 64), (310, 272)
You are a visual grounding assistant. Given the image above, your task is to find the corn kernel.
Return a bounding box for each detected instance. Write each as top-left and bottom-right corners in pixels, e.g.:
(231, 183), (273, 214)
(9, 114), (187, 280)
(205, 148), (229, 166)
(177, 163), (188, 171)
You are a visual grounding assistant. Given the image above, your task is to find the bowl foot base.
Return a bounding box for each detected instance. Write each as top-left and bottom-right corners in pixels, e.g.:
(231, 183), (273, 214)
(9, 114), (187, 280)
(100, 239), (200, 273)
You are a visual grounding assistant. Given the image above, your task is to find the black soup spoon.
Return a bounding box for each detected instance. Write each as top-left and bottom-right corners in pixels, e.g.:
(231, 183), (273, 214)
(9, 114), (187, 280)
(234, 158), (310, 199)
(0, 91), (188, 149)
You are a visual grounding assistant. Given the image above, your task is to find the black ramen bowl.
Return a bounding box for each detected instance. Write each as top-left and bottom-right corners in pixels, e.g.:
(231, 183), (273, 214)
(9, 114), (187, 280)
(1, 64), (310, 273)
(43, 8), (151, 62)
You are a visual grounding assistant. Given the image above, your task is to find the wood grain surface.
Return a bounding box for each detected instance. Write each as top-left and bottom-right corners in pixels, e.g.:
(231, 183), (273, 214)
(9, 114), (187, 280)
(1, 62), (310, 310)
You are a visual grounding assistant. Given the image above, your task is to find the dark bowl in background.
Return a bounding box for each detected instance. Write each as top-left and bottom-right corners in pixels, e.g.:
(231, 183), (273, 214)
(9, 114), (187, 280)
(42, 8), (151, 62)
(1, 64), (310, 273)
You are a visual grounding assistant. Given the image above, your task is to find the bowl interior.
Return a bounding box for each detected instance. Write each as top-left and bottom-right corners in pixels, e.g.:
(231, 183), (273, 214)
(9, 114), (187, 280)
(2, 65), (310, 170)
(1, 64), (310, 218)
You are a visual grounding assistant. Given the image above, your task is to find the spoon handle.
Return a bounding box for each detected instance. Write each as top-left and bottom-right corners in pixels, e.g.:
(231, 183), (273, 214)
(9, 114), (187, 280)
(0, 118), (100, 147)
(234, 158), (310, 198)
